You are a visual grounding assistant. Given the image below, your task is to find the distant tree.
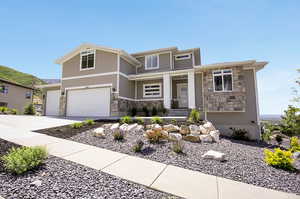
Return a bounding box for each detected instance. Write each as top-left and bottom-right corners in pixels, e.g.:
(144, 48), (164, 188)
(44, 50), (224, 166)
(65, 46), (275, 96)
(292, 69), (300, 104)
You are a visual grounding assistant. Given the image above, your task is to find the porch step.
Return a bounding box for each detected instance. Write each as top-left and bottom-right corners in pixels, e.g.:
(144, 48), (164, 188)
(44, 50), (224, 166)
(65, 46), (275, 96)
(168, 109), (189, 117)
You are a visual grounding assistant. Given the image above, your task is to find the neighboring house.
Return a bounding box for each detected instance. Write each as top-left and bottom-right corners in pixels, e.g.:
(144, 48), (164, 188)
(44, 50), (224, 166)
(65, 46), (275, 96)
(38, 43), (267, 140)
(0, 78), (33, 113)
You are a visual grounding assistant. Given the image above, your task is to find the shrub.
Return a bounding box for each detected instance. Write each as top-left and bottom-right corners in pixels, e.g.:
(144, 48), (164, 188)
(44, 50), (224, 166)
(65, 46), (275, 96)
(151, 107), (158, 116)
(23, 103), (36, 115)
(84, 119), (95, 125)
(188, 109), (200, 123)
(10, 108), (18, 115)
(264, 148), (294, 171)
(120, 116), (132, 124)
(129, 107), (137, 117)
(142, 106), (149, 117)
(151, 116), (163, 124)
(262, 129), (272, 142)
(290, 136), (300, 153)
(275, 134), (283, 145)
(136, 117), (144, 125)
(132, 139), (144, 152)
(113, 130), (124, 141)
(158, 105), (167, 116)
(172, 141), (184, 154)
(145, 130), (164, 143)
(171, 119), (177, 124)
(280, 105), (300, 136)
(230, 128), (249, 141)
(70, 122), (84, 129)
(0, 106), (8, 113)
(2, 146), (47, 174)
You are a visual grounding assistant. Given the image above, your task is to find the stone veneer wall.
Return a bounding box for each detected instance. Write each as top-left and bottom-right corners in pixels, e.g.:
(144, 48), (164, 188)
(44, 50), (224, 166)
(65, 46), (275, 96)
(203, 66), (246, 112)
(59, 95), (66, 116)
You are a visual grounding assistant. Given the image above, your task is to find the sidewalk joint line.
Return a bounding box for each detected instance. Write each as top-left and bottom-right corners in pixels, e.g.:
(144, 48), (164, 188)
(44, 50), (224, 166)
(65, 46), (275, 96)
(216, 176), (220, 199)
(57, 148), (89, 158)
(148, 164), (168, 187)
(100, 155), (129, 171)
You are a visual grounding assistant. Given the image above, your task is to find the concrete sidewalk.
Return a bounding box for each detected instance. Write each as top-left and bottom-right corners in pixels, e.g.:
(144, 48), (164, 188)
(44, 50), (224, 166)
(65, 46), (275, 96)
(0, 125), (298, 199)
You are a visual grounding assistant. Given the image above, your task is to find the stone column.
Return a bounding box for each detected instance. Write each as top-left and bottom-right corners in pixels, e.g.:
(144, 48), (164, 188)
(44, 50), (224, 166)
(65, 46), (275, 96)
(163, 73), (171, 109)
(188, 71), (196, 109)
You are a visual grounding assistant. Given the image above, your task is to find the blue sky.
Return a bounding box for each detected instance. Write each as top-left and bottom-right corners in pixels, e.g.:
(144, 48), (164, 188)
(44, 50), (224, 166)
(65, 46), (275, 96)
(0, 0), (299, 114)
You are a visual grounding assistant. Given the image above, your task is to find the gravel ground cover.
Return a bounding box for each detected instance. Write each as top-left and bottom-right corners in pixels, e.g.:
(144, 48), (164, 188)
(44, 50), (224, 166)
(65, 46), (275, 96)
(0, 139), (178, 199)
(38, 125), (300, 195)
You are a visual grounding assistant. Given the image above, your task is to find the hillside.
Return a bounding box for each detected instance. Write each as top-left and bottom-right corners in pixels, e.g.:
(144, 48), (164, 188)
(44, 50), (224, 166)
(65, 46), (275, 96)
(0, 65), (45, 87)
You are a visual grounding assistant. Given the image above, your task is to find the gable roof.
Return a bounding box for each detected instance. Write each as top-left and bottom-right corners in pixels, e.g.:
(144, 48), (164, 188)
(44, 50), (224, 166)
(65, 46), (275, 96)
(55, 43), (141, 66)
(0, 78), (34, 90)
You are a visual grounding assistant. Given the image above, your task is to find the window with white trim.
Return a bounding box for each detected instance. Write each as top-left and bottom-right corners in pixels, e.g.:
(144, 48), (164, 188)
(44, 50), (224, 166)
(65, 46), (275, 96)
(0, 85), (8, 94)
(25, 91), (31, 99)
(145, 54), (159, 70)
(143, 83), (161, 98)
(213, 69), (233, 92)
(80, 49), (95, 70)
(175, 53), (191, 60)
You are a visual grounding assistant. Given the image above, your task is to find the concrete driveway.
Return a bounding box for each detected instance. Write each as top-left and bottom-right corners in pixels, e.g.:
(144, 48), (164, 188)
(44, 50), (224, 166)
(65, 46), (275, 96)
(0, 115), (80, 131)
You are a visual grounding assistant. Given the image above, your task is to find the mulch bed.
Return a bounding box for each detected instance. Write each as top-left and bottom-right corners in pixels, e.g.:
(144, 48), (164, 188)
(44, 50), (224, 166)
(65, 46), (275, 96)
(38, 123), (300, 195)
(0, 138), (178, 199)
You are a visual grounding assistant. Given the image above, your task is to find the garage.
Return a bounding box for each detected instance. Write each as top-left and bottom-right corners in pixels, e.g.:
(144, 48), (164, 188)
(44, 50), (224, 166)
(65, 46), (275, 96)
(66, 87), (111, 117)
(46, 90), (60, 116)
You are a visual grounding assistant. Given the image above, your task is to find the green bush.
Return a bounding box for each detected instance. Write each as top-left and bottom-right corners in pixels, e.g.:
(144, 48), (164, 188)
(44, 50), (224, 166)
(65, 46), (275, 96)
(151, 107), (158, 116)
(275, 134), (283, 144)
(171, 119), (177, 124)
(262, 129), (272, 142)
(290, 136), (300, 153)
(84, 119), (95, 126)
(2, 146), (47, 174)
(10, 108), (18, 115)
(158, 105), (167, 116)
(230, 128), (249, 141)
(142, 106), (149, 117)
(0, 106), (8, 113)
(113, 130), (124, 141)
(23, 103), (36, 115)
(280, 105), (300, 136)
(188, 109), (200, 123)
(135, 117), (144, 125)
(132, 139), (144, 152)
(151, 116), (163, 124)
(264, 148), (294, 171)
(128, 107), (137, 117)
(70, 122), (84, 129)
(120, 116), (132, 124)
(172, 141), (184, 154)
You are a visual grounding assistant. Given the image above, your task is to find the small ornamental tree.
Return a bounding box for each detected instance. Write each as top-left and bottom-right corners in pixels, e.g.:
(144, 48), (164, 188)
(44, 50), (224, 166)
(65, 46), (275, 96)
(280, 105), (300, 136)
(23, 103), (36, 115)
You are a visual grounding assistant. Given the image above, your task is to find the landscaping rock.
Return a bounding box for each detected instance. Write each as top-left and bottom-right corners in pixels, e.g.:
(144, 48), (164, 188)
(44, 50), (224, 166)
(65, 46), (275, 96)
(93, 127), (106, 138)
(179, 125), (190, 135)
(127, 123), (138, 132)
(161, 130), (169, 139)
(146, 124), (155, 129)
(134, 125), (144, 133)
(119, 123), (129, 133)
(169, 133), (182, 141)
(102, 123), (113, 129)
(203, 121), (216, 131)
(183, 134), (200, 142)
(189, 125), (200, 134)
(293, 152), (300, 159)
(202, 150), (225, 161)
(210, 130), (220, 142)
(153, 124), (162, 131)
(199, 125), (209, 134)
(110, 123), (120, 132)
(200, 134), (213, 143)
(163, 124), (180, 133)
(30, 180), (42, 187)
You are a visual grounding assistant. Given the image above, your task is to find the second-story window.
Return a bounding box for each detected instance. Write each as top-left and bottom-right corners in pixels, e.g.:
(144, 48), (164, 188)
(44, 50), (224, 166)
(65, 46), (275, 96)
(80, 49), (95, 70)
(0, 85), (8, 94)
(25, 91), (31, 99)
(145, 54), (159, 70)
(213, 69), (233, 92)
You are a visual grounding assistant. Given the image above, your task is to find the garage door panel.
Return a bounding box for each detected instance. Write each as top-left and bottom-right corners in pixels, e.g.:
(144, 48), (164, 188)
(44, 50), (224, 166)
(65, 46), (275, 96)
(46, 90), (60, 116)
(66, 87), (110, 117)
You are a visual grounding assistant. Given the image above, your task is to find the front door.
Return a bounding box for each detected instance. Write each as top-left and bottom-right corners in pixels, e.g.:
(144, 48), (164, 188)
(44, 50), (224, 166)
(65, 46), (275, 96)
(177, 83), (188, 108)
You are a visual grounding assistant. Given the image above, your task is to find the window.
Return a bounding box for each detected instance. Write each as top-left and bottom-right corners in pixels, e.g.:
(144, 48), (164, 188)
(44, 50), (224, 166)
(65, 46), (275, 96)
(0, 85), (8, 94)
(145, 54), (159, 70)
(25, 91), (31, 99)
(175, 53), (191, 60)
(80, 49), (95, 70)
(213, 69), (233, 92)
(143, 83), (162, 98)
(0, 102), (7, 107)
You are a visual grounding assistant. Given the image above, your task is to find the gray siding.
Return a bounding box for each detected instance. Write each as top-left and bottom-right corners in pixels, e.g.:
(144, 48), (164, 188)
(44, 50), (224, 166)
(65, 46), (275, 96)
(120, 58), (136, 75)
(119, 75), (135, 98)
(195, 73), (203, 109)
(136, 79), (164, 99)
(173, 53), (193, 70)
(136, 53), (171, 74)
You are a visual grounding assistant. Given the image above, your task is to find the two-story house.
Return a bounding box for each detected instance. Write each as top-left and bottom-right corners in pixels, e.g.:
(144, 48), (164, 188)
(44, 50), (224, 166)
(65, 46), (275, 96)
(38, 43), (267, 140)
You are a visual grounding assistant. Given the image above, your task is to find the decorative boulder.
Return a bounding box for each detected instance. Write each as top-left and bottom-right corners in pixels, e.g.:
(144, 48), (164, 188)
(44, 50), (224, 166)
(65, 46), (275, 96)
(93, 127), (105, 138)
(146, 124), (155, 129)
(110, 123), (120, 132)
(161, 130), (169, 139)
(169, 133), (182, 141)
(163, 124), (180, 132)
(203, 121), (216, 131)
(210, 130), (220, 142)
(202, 150), (225, 161)
(179, 125), (190, 135)
(199, 125), (209, 134)
(119, 123), (129, 133)
(293, 152), (300, 159)
(135, 125), (144, 133)
(127, 123), (138, 132)
(189, 125), (200, 134)
(183, 134), (200, 142)
(200, 134), (213, 143)
(153, 124), (162, 131)
(102, 123), (113, 129)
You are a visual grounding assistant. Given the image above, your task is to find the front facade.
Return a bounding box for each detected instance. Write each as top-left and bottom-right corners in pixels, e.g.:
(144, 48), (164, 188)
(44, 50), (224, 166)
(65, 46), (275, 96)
(39, 43), (267, 140)
(0, 78), (33, 113)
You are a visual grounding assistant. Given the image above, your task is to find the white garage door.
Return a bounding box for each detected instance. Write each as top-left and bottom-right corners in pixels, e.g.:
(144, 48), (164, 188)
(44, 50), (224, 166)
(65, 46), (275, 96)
(46, 90), (60, 116)
(66, 87), (110, 117)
